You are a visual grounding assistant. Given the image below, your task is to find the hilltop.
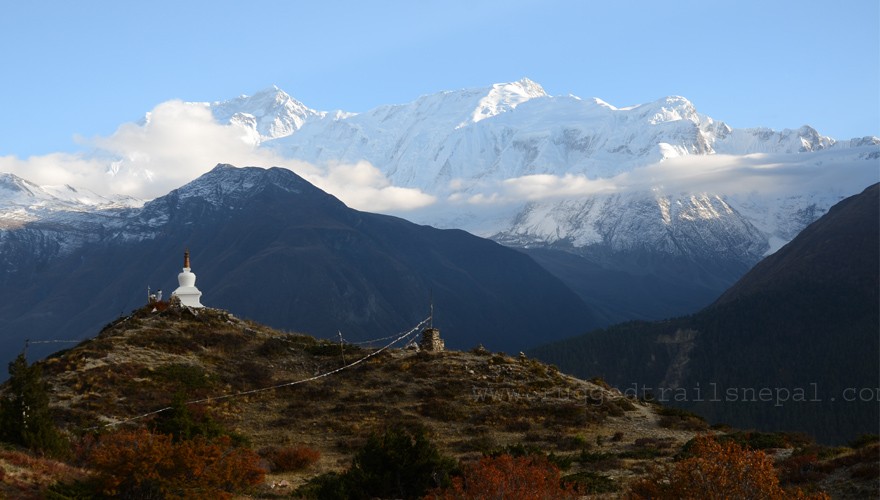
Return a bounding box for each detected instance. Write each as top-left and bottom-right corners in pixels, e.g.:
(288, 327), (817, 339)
(35, 305), (688, 490)
(2, 304), (877, 498)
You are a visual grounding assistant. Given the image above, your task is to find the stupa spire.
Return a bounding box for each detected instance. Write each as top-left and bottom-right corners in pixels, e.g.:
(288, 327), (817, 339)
(184, 248), (191, 269)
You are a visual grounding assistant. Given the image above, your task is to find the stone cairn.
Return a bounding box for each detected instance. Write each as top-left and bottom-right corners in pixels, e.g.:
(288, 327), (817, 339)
(419, 327), (445, 352)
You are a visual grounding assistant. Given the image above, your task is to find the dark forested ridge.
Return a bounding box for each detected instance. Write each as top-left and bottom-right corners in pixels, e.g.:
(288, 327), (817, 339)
(530, 183), (880, 444)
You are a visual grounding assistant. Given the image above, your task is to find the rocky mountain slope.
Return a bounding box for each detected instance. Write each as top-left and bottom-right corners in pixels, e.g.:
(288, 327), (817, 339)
(0, 165), (598, 373)
(530, 183), (880, 445)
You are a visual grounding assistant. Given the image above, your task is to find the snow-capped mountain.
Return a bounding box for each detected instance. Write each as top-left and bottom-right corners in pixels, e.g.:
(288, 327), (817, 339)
(2, 79), (877, 324)
(206, 86), (329, 145)
(229, 79), (860, 187)
(0, 172), (139, 227)
(207, 79), (877, 259)
(0, 172), (142, 280)
(195, 79), (878, 321)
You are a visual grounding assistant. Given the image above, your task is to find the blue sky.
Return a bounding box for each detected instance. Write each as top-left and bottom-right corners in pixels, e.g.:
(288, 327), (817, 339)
(1, 0), (878, 159)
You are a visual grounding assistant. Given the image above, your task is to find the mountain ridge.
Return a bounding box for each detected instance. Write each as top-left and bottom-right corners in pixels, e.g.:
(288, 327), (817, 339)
(529, 184), (880, 444)
(0, 164), (600, 373)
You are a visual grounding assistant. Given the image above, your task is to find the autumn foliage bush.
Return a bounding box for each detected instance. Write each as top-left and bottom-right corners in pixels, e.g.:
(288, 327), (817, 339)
(261, 444), (320, 472)
(626, 435), (830, 499)
(83, 428), (264, 499)
(426, 454), (578, 500)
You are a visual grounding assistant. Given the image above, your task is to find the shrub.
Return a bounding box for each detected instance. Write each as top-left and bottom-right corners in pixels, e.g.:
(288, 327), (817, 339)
(302, 425), (456, 500)
(589, 377), (611, 390)
(563, 471), (618, 494)
(779, 453), (826, 484)
(502, 418), (532, 432)
(488, 353), (510, 365)
(191, 330), (248, 352)
(152, 363), (212, 390)
(470, 344), (491, 356)
(427, 454), (578, 499)
(849, 434), (880, 449)
(626, 436), (830, 499)
(555, 433), (589, 451)
(257, 337), (289, 357)
(419, 397), (465, 422)
(150, 393), (226, 443)
(238, 360), (273, 388)
(620, 437), (675, 459)
(850, 462), (879, 480)
(487, 443), (545, 459)
(577, 450), (619, 471)
(657, 406), (709, 431)
(717, 431), (812, 451)
(613, 397), (637, 412)
(261, 445), (320, 472)
(84, 428), (265, 499)
(305, 341), (361, 357)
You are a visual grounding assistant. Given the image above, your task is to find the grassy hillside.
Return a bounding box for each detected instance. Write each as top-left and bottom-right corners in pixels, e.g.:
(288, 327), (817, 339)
(1, 304), (877, 497)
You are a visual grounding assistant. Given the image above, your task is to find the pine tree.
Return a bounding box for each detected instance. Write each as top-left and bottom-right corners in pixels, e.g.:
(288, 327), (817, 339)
(0, 353), (68, 457)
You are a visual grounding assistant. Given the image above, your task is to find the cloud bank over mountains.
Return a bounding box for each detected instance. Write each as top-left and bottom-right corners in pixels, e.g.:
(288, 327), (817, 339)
(0, 100), (435, 212)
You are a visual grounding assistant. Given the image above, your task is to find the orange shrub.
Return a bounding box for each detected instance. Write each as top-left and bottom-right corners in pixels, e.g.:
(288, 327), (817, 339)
(627, 436), (830, 500)
(262, 445), (321, 472)
(85, 428), (265, 499)
(427, 453), (577, 499)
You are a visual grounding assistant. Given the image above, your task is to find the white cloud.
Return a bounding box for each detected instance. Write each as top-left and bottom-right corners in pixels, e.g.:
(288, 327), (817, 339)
(501, 173), (618, 201)
(448, 150), (879, 206)
(0, 100), (279, 199)
(0, 100), (435, 213)
(296, 161), (436, 212)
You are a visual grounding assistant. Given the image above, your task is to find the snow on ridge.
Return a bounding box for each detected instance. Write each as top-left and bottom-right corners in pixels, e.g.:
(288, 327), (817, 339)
(0, 171), (142, 216)
(207, 86), (326, 143)
(4, 79), (877, 265)
(470, 78), (548, 124)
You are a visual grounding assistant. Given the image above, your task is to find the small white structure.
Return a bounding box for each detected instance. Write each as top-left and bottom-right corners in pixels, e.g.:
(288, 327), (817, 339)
(171, 249), (204, 308)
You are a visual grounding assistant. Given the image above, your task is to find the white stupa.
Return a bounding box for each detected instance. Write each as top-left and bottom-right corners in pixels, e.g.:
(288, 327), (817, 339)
(171, 249), (204, 308)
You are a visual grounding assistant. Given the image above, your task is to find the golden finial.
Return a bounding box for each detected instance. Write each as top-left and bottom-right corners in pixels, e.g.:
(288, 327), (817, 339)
(184, 248), (190, 269)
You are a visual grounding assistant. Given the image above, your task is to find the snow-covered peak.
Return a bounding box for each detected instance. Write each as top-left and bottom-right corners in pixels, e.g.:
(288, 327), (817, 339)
(163, 164), (320, 208)
(711, 124), (836, 154)
(0, 172), (140, 230)
(590, 97), (617, 110)
(624, 96), (701, 125)
(471, 78), (548, 123)
(0, 172), (41, 198)
(208, 86), (325, 143)
(846, 136), (880, 148)
(0, 172), (141, 210)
